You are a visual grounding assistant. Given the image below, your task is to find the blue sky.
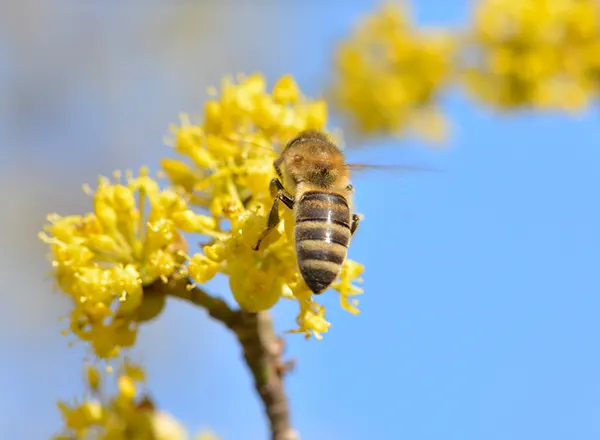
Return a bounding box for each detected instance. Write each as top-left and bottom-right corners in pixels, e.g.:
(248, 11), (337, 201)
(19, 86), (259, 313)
(2, 1), (600, 439)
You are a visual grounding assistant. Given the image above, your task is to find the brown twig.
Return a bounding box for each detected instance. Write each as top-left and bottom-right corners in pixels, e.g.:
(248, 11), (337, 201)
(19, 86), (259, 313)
(144, 275), (297, 440)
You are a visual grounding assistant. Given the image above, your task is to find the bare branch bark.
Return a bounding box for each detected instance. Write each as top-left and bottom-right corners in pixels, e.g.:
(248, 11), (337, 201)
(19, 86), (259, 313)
(233, 310), (296, 440)
(144, 275), (297, 440)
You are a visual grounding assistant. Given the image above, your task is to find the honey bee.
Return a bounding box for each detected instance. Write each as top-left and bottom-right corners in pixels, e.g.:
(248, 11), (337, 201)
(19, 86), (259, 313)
(252, 130), (363, 294)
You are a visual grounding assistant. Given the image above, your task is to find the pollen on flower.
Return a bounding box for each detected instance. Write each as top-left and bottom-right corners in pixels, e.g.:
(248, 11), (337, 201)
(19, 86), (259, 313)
(39, 168), (191, 358)
(332, 3), (455, 140)
(158, 72), (365, 338)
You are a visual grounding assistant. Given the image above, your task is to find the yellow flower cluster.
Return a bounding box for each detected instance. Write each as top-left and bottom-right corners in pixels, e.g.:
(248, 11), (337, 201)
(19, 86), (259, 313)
(465, 0), (600, 110)
(164, 73), (364, 339)
(39, 168), (190, 357)
(54, 362), (216, 440)
(40, 73), (365, 347)
(332, 3), (454, 141)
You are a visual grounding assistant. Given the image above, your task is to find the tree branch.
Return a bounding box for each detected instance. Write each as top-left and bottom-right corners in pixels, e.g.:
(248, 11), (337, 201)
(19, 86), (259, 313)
(233, 310), (296, 440)
(144, 276), (297, 440)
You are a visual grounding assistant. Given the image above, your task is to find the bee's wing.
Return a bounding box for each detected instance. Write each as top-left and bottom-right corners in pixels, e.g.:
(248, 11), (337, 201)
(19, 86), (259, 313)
(219, 136), (441, 173)
(346, 163), (441, 173)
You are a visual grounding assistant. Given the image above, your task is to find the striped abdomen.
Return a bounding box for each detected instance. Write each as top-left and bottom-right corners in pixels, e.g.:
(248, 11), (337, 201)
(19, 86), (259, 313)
(294, 190), (351, 294)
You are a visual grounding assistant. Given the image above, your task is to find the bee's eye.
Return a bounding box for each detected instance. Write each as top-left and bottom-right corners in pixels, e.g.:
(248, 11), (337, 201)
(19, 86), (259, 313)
(292, 155), (303, 164)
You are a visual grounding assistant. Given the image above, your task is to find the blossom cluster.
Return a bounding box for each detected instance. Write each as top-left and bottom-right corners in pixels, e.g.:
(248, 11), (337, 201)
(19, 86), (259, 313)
(332, 3), (454, 140)
(164, 73), (364, 337)
(54, 362), (217, 440)
(40, 73), (365, 359)
(465, 0), (600, 110)
(39, 169), (190, 357)
(333, 0), (600, 131)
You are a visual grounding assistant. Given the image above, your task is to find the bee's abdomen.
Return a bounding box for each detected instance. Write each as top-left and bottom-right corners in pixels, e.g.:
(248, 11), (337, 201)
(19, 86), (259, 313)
(295, 191), (351, 294)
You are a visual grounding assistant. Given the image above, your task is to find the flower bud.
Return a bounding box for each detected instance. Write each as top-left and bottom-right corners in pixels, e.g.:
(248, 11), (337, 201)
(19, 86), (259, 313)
(188, 253), (220, 284)
(172, 210), (217, 233)
(273, 74), (300, 104)
(86, 365), (101, 391)
(118, 375), (136, 400)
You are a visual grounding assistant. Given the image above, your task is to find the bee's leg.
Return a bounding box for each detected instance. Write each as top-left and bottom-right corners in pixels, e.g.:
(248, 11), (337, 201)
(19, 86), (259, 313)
(253, 199), (281, 251)
(269, 178), (294, 209)
(239, 189), (253, 207)
(350, 213), (361, 236)
(253, 183), (295, 251)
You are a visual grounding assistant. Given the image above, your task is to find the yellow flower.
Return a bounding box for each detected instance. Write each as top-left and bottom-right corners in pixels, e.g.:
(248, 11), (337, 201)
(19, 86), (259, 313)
(151, 411), (189, 440)
(273, 74), (301, 104)
(464, 0), (600, 111)
(332, 259), (365, 315)
(229, 262), (284, 312)
(41, 73), (365, 344)
(289, 299), (332, 340)
(118, 375), (137, 401)
(161, 73), (365, 338)
(332, 3), (455, 140)
(163, 73), (327, 213)
(85, 365), (101, 391)
(39, 168), (190, 357)
(188, 253), (221, 284)
(195, 431), (220, 440)
(57, 400), (102, 434)
(55, 361), (197, 440)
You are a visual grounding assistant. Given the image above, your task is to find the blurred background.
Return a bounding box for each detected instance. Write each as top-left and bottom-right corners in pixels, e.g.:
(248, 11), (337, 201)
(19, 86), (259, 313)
(2, 0), (600, 439)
